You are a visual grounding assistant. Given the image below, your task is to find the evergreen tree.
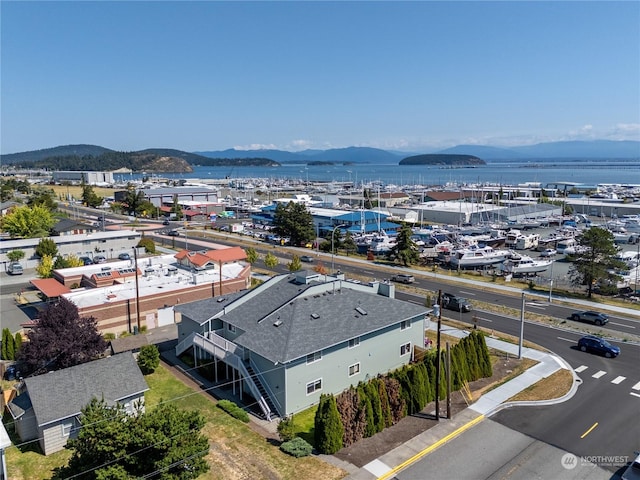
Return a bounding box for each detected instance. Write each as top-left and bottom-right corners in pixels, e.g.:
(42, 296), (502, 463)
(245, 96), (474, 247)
(569, 226), (625, 298)
(35, 238), (58, 258)
(54, 398), (209, 479)
(272, 201), (315, 246)
(14, 332), (23, 357)
(357, 383), (375, 438)
(366, 379), (384, 434)
(390, 223), (420, 266)
(377, 377), (393, 428)
(314, 394), (344, 454)
(137, 344), (160, 374)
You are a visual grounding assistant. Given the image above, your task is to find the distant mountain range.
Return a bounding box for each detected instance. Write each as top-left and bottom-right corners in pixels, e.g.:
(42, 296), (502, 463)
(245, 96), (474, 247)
(197, 140), (639, 162)
(1, 140), (638, 172)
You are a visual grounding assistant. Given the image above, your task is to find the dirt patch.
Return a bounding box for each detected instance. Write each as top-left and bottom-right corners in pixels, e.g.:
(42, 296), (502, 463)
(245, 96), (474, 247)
(508, 368), (574, 403)
(332, 354), (525, 468)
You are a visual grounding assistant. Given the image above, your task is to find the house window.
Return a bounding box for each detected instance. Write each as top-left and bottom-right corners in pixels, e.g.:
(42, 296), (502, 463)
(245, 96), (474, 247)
(348, 337), (360, 349)
(400, 342), (411, 356)
(62, 422), (73, 437)
(348, 363), (360, 377)
(306, 351), (322, 364)
(227, 323), (236, 333)
(400, 320), (411, 330)
(306, 378), (322, 395)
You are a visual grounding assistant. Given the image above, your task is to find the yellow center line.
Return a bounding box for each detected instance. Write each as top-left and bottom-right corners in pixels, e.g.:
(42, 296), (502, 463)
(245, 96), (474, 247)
(580, 422), (598, 439)
(377, 414), (485, 480)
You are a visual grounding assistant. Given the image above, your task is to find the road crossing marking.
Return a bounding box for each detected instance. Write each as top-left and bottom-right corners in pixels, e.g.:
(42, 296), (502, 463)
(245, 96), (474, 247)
(611, 376), (626, 384)
(631, 392), (640, 399)
(574, 365), (588, 373)
(592, 371), (607, 379)
(632, 382), (640, 391)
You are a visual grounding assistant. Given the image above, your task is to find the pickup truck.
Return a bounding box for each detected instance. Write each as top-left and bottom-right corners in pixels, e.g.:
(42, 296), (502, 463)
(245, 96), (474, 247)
(442, 293), (472, 312)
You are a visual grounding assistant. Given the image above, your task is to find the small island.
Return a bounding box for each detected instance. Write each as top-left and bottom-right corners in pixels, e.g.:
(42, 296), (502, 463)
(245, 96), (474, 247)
(399, 154), (486, 166)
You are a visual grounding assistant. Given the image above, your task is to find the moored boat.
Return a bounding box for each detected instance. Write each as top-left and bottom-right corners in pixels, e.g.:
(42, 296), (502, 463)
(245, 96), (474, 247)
(503, 254), (552, 275)
(450, 244), (513, 269)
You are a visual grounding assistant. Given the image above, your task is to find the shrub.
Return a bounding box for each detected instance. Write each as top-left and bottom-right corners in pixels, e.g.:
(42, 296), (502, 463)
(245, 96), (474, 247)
(103, 333), (116, 341)
(277, 416), (296, 442)
(217, 399), (250, 423)
(137, 237), (156, 254)
(280, 437), (312, 457)
(137, 344), (160, 375)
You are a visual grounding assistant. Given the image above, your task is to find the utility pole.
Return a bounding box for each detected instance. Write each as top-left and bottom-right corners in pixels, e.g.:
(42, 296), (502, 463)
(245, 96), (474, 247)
(435, 290), (442, 421)
(518, 292), (525, 359)
(133, 247), (141, 334)
(446, 342), (451, 419)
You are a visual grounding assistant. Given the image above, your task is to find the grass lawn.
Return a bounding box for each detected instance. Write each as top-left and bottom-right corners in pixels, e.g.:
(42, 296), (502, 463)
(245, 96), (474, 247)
(3, 365), (346, 480)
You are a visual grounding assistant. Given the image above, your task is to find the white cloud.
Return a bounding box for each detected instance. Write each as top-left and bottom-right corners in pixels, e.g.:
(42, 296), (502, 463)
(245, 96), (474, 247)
(233, 143), (279, 151)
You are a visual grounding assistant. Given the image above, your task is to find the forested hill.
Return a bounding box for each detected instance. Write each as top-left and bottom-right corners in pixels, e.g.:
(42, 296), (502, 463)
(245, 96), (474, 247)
(1, 145), (280, 172)
(399, 154), (486, 166)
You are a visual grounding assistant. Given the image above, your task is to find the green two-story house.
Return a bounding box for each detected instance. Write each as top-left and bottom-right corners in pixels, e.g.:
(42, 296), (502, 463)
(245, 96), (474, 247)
(174, 271), (430, 420)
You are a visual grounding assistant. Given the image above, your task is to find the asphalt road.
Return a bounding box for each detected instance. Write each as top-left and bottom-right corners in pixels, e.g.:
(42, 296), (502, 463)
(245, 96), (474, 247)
(6, 226), (638, 476)
(395, 418), (614, 480)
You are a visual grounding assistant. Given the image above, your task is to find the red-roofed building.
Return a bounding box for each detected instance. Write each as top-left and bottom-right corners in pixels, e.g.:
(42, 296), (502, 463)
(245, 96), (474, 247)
(29, 278), (72, 301)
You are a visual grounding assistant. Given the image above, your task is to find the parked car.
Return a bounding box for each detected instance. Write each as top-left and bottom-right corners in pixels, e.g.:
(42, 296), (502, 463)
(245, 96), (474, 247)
(300, 255), (314, 263)
(540, 248), (557, 257)
(7, 262), (23, 275)
(93, 255), (107, 264)
(79, 256), (93, 265)
(622, 451), (640, 480)
(118, 253), (131, 261)
(442, 293), (473, 312)
(577, 335), (620, 358)
(570, 310), (608, 326)
(391, 273), (415, 284)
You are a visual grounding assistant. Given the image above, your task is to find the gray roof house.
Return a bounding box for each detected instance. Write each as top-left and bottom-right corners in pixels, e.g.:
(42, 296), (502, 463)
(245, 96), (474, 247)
(7, 354), (149, 455)
(175, 271), (430, 420)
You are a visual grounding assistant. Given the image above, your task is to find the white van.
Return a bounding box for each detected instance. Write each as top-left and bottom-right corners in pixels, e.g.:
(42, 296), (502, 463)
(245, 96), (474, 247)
(8, 262), (23, 275)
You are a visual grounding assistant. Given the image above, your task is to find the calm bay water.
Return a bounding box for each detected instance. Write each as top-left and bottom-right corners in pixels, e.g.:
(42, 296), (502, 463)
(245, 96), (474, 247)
(117, 159), (640, 187)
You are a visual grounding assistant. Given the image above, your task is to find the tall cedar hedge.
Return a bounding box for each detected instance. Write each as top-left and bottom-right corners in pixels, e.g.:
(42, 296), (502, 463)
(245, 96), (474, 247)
(314, 394), (344, 454)
(314, 331), (492, 453)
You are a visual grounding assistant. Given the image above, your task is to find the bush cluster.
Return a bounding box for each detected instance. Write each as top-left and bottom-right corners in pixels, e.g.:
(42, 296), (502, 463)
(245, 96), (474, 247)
(216, 399), (250, 423)
(314, 331), (492, 454)
(279, 437), (313, 457)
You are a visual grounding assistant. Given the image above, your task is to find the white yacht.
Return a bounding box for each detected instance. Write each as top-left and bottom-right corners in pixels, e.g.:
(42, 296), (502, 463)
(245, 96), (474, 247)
(503, 254), (553, 275)
(450, 245), (513, 269)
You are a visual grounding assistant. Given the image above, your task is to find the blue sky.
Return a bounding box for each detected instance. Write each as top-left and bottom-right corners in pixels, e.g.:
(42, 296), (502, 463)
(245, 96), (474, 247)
(2, 1), (639, 154)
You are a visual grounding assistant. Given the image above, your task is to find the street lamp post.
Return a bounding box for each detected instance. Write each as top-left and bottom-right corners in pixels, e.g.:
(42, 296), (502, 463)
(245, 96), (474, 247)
(331, 224), (347, 274)
(548, 259), (555, 303)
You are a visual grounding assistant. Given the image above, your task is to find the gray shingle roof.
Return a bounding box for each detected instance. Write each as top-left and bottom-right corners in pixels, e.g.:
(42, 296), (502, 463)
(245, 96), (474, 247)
(220, 274), (428, 364)
(174, 289), (250, 324)
(22, 354), (149, 427)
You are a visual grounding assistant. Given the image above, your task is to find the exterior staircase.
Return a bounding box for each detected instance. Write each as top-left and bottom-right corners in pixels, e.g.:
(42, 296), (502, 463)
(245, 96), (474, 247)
(175, 331), (275, 421)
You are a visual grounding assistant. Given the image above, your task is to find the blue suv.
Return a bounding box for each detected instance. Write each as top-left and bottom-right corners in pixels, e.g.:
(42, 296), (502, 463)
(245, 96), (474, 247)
(577, 335), (620, 358)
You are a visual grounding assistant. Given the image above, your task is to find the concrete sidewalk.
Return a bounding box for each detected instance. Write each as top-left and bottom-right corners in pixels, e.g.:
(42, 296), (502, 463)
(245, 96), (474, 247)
(339, 325), (577, 480)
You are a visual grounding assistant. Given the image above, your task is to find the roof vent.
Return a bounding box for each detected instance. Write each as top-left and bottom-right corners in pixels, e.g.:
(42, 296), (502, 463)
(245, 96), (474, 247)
(273, 320), (283, 327)
(355, 307), (367, 315)
(311, 313), (320, 319)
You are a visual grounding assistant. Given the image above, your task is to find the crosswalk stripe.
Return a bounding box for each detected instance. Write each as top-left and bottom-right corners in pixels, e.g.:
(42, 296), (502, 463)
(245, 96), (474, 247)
(592, 371), (607, 379)
(575, 365), (588, 373)
(611, 376), (626, 384)
(632, 382), (640, 391)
